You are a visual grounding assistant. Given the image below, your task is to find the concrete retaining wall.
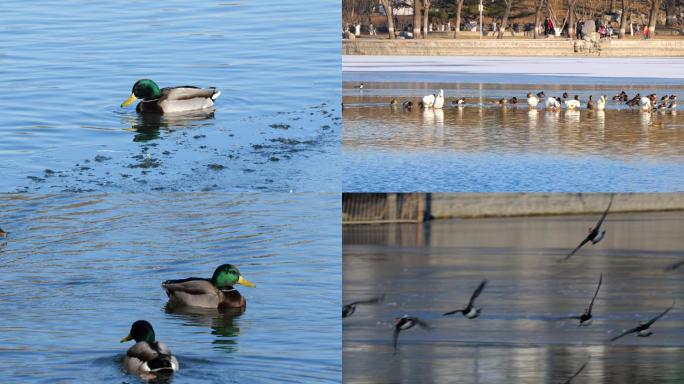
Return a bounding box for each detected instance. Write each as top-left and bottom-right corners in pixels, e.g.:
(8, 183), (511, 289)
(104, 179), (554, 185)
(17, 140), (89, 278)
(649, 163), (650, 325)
(430, 193), (684, 219)
(342, 39), (684, 56)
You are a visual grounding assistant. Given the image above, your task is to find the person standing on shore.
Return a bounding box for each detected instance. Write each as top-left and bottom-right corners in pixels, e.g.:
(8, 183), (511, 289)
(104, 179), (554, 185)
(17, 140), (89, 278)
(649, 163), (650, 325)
(576, 19), (584, 39)
(643, 25), (650, 39)
(547, 18), (554, 35)
(544, 17), (550, 35)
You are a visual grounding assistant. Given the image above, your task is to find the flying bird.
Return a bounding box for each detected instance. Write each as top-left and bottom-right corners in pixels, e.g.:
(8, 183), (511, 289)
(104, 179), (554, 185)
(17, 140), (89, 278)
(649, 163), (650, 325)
(561, 195), (613, 262)
(343, 294), (385, 318)
(558, 273), (602, 326)
(664, 259), (684, 272)
(443, 280), (487, 319)
(608, 302), (674, 342)
(393, 315), (431, 353)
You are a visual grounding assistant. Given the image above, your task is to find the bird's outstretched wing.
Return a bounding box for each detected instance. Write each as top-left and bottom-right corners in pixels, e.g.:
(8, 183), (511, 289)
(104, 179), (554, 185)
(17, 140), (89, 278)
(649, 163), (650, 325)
(562, 237), (591, 262)
(556, 315), (583, 321)
(442, 308), (464, 316)
(664, 259), (684, 271)
(595, 195), (613, 229)
(645, 302), (674, 327)
(609, 326), (640, 342)
(392, 325), (400, 352)
(351, 294), (385, 306)
(588, 273), (603, 313)
(563, 359), (589, 384)
(468, 280), (487, 308)
(414, 318), (431, 330)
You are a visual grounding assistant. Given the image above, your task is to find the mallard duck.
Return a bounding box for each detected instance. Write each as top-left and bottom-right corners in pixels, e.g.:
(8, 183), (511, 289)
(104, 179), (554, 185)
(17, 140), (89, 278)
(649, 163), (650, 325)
(120, 320), (179, 377)
(162, 264), (255, 309)
(121, 79), (220, 114)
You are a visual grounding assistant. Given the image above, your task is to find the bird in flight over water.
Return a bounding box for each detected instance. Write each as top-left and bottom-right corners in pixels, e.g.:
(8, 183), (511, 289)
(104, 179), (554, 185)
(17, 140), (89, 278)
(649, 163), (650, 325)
(561, 195), (613, 262)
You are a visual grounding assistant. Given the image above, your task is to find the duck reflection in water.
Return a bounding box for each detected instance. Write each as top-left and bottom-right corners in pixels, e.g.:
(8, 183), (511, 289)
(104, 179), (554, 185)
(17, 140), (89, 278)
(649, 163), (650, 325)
(165, 303), (244, 350)
(123, 110), (216, 142)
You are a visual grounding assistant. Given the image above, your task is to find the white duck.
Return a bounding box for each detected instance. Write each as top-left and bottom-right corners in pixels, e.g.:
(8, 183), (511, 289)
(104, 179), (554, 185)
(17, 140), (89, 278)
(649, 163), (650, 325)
(545, 97), (561, 110)
(433, 89), (445, 109)
(422, 91), (436, 108)
(564, 95), (581, 110)
(526, 93), (539, 108)
(596, 95), (606, 111)
(639, 96), (652, 111)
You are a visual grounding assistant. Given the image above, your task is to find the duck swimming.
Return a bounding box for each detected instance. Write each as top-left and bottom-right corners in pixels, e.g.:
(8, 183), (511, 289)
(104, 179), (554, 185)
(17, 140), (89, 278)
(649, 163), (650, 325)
(121, 79), (220, 114)
(527, 93), (539, 108)
(564, 95), (581, 110)
(596, 95), (606, 111)
(0, 227), (6, 238)
(546, 97), (561, 110)
(452, 97), (466, 105)
(162, 264), (255, 309)
(433, 89), (445, 109)
(120, 320), (179, 377)
(586, 95), (594, 110)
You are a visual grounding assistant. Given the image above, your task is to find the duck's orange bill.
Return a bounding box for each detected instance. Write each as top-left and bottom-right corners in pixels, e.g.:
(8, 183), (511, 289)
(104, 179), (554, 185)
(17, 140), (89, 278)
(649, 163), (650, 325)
(121, 93), (137, 108)
(238, 275), (256, 288)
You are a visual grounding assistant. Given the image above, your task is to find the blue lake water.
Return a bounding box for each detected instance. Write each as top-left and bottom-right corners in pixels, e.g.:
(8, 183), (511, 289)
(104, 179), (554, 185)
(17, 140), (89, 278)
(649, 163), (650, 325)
(0, 1), (340, 192)
(0, 193), (340, 383)
(342, 86), (684, 192)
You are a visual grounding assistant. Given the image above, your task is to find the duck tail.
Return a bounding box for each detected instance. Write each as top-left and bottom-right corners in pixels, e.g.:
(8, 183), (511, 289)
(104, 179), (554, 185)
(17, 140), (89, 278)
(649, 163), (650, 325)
(211, 90), (221, 101)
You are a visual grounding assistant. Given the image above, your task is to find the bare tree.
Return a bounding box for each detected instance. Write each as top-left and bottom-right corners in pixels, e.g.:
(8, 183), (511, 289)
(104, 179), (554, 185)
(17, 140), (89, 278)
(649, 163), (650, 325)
(619, 0), (630, 38)
(567, 0), (578, 38)
(498, 0), (514, 38)
(414, 0), (423, 38)
(534, 0), (547, 38)
(648, 0), (661, 36)
(379, 0), (396, 39)
(422, 0), (432, 38)
(454, 0), (465, 38)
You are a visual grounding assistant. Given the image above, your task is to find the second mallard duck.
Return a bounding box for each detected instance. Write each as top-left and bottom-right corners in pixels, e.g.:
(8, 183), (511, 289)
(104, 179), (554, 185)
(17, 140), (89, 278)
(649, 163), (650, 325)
(120, 320), (179, 377)
(162, 264), (255, 309)
(121, 79), (221, 114)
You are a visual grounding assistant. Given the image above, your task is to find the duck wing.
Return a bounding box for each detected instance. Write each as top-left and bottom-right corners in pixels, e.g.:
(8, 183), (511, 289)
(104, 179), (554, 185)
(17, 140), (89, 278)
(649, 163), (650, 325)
(562, 237), (591, 262)
(162, 277), (216, 295)
(161, 86), (218, 101)
(609, 326), (640, 342)
(467, 280), (487, 307)
(351, 294), (385, 306)
(414, 317), (431, 330)
(594, 195), (613, 229)
(645, 303), (674, 327)
(587, 273), (602, 313)
(392, 324), (401, 352)
(563, 360), (588, 384)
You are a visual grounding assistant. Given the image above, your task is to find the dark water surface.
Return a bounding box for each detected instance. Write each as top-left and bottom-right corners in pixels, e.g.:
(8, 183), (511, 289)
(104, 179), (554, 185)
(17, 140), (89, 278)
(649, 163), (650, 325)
(0, 193), (340, 383)
(0, 1), (340, 192)
(342, 81), (684, 192)
(343, 212), (684, 383)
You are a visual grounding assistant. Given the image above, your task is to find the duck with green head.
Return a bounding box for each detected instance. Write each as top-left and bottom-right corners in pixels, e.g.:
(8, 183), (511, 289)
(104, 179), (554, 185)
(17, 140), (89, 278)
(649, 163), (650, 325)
(121, 79), (220, 114)
(120, 320), (179, 377)
(162, 264), (256, 310)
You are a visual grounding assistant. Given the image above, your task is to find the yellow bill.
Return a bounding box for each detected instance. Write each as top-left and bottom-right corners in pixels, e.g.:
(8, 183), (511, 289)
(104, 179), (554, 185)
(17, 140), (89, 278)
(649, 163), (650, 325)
(237, 275), (256, 288)
(121, 93), (137, 108)
(120, 334), (133, 343)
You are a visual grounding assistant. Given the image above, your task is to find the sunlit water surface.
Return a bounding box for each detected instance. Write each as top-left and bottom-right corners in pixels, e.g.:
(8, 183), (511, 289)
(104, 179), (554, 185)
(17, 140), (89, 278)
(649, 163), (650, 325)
(0, 193), (340, 383)
(343, 212), (684, 383)
(342, 80), (684, 192)
(0, 1), (340, 192)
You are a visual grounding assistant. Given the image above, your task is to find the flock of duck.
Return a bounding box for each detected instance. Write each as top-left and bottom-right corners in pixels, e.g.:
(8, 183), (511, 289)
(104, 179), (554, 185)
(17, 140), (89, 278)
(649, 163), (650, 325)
(385, 89), (678, 113)
(343, 196), (682, 382)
